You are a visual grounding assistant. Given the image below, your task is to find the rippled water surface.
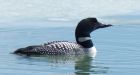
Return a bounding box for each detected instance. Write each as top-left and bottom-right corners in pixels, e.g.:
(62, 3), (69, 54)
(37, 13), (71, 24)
(0, 24), (140, 75)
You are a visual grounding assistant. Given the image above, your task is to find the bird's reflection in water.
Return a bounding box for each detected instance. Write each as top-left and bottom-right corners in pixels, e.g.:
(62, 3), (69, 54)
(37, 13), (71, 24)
(75, 55), (108, 75)
(15, 54), (109, 75)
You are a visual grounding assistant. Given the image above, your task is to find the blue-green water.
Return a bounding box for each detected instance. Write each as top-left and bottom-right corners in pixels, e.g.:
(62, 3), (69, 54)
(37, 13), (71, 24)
(0, 24), (140, 75)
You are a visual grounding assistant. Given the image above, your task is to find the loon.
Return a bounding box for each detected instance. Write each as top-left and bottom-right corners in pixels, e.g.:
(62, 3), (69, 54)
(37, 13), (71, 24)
(14, 18), (112, 57)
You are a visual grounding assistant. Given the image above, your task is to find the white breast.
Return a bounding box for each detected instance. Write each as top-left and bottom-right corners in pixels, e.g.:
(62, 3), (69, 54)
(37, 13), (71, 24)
(85, 46), (97, 58)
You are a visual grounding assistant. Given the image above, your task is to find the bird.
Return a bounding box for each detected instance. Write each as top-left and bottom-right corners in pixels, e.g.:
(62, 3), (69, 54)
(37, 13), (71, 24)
(13, 18), (112, 57)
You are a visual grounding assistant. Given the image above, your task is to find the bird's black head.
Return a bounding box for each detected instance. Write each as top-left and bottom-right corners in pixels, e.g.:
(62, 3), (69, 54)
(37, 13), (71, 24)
(75, 17), (112, 48)
(76, 18), (112, 35)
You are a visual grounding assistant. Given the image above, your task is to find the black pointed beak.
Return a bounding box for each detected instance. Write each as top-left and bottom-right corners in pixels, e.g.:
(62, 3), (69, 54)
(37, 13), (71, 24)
(98, 23), (113, 28)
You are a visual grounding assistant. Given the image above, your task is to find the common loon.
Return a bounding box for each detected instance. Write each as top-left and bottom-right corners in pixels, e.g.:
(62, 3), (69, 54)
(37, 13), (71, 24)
(14, 18), (112, 57)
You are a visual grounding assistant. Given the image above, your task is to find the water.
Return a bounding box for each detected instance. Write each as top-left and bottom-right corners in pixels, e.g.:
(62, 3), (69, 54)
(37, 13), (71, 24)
(0, 23), (140, 75)
(0, 0), (140, 26)
(0, 0), (140, 75)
